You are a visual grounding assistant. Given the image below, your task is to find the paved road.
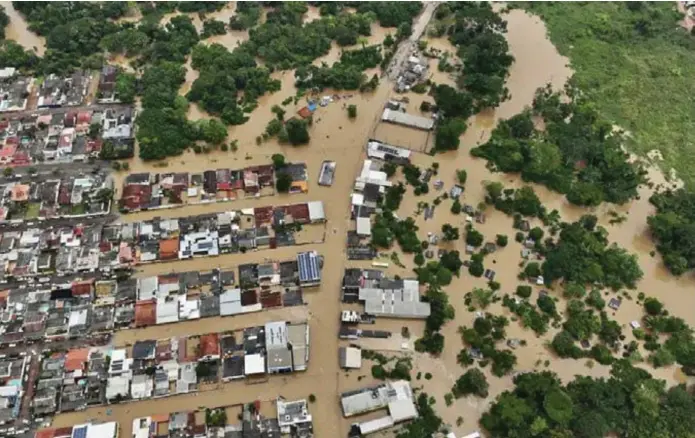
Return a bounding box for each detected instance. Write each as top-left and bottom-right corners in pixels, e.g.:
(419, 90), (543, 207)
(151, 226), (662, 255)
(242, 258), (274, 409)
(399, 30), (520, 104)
(6, 103), (133, 121)
(0, 212), (119, 233)
(1, 160), (112, 178)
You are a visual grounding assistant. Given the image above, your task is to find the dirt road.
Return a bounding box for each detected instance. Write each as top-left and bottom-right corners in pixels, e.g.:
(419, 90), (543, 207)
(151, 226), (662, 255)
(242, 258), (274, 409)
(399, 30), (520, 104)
(387, 1), (439, 81)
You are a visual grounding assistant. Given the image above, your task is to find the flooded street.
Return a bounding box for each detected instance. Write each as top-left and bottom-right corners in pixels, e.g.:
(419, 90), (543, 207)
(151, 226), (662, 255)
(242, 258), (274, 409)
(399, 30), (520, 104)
(0, 1), (46, 55)
(33, 3), (695, 437)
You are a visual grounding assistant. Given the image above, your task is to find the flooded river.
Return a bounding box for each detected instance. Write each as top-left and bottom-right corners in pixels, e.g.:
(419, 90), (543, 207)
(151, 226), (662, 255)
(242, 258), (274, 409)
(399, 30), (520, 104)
(0, 1), (46, 55)
(50, 5), (695, 438)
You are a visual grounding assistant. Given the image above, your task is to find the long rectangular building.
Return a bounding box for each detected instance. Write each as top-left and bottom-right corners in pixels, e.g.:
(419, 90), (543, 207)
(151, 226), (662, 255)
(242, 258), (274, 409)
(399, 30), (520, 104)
(381, 108), (435, 131)
(358, 277), (430, 319)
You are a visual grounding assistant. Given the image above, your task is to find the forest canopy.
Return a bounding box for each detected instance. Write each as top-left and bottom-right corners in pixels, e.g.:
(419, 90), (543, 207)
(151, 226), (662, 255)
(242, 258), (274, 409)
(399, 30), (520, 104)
(481, 360), (695, 438)
(648, 189), (695, 275)
(471, 83), (645, 206)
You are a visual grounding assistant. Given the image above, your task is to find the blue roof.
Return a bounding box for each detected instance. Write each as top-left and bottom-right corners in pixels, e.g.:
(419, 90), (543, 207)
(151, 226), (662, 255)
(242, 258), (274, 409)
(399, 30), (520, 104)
(72, 425), (88, 438)
(297, 251), (320, 283)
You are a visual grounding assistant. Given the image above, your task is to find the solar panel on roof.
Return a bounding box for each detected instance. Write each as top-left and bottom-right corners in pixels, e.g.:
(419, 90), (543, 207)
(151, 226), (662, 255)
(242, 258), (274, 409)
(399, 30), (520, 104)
(298, 252), (320, 282)
(72, 425), (88, 438)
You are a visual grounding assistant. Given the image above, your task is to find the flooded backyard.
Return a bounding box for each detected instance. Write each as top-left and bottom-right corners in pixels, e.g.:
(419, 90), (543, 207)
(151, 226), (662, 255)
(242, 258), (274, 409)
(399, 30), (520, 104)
(12, 3), (695, 437)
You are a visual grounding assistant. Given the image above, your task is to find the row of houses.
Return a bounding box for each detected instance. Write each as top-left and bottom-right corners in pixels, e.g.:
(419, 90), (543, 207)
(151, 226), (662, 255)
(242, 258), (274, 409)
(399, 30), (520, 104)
(1, 65), (131, 113)
(0, 355), (31, 433)
(35, 399), (313, 438)
(0, 252), (321, 348)
(0, 172), (113, 223)
(31, 320), (309, 415)
(33, 422), (119, 438)
(0, 104), (135, 166)
(0, 69), (91, 115)
(130, 397), (313, 438)
(0, 201), (325, 279)
(119, 162), (308, 212)
(346, 140), (412, 261)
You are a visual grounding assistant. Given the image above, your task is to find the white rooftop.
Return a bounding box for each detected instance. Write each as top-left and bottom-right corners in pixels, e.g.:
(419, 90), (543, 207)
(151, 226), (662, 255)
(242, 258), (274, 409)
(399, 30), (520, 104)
(381, 108), (434, 131)
(360, 279), (430, 319)
(339, 347), (362, 369)
(245, 353), (265, 375)
(341, 380), (415, 417)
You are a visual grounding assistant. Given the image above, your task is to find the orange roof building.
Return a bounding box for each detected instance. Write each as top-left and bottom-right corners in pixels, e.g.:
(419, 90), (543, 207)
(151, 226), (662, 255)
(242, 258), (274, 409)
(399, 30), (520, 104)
(134, 299), (157, 327)
(10, 184), (29, 202)
(64, 347), (90, 373)
(199, 333), (220, 359)
(159, 238), (178, 261)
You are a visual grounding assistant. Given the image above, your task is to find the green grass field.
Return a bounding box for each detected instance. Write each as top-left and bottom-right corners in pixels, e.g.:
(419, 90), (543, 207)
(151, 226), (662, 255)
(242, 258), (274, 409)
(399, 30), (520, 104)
(25, 202), (40, 219)
(524, 2), (695, 187)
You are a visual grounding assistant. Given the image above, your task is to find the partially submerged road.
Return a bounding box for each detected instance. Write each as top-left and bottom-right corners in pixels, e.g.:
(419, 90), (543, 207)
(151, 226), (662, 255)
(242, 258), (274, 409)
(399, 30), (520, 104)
(387, 1), (439, 81)
(50, 6), (440, 437)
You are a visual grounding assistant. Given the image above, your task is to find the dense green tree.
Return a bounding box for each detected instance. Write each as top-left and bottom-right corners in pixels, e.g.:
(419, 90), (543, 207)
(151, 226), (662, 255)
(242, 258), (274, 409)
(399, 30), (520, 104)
(201, 19), (227, 39)
(442, 224), (460, 241)
(456, 169), (468, 185)
(439, 250), (463, 275)
(471, 86), (645, 207)
(434, 117), (467, 151)
(189, 43), (280, 126)
(275, 172), (293, 193)
(433, 84), (474, 119)
(195, 119), (228, 145)
(647, 189), (695, 275)
(229, 2), (262, 30)
(542, 218), (642, 290)
(537, 294), (557, 315)
(591, 344), (614, 365)
(524, 262), (542, 278)
(466, 229), (484, 247)
(137, 62), (196, 160)
(114, 72), (136, 104)
(340, 45), (383, 70)
(285, 118), (310, 145)
(271, 153), (287, 170)
(453, 368), (489, 398)
(481, 360), (695, 438)
(355, 2), (423, 28)
(551, 331), (584, 359)
(516, 285), (532, 299)
(491, 350), (517, 377)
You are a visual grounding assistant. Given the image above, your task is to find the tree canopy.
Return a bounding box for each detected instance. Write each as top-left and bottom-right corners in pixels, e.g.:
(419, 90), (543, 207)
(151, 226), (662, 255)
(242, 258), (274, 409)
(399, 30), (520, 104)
(648, 189), (695, 275)
(542, 215), (643, 290)
(481, 360), (695, 438)
(472, 84), (645, 206)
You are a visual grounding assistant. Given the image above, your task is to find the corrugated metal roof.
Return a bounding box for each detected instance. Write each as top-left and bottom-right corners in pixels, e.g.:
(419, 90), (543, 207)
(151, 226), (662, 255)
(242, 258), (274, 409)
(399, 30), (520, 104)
(381, 108), (434, 131)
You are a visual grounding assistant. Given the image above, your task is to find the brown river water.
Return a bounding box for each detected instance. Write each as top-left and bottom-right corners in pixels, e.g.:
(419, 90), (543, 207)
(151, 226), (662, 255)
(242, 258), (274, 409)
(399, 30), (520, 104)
(4, 4), (694, 437)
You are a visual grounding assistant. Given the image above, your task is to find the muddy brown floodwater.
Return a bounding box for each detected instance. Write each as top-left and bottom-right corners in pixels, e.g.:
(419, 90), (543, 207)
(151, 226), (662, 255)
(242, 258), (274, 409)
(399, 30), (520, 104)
(1, 1), (46, 56)
(51, 5), (695, 438)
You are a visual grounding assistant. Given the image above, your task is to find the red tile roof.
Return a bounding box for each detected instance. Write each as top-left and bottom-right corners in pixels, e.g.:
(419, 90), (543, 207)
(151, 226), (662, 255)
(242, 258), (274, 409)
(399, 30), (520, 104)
(71, 280), (94, 296)
(34, 428), (56, 438)
(121, 184), (152, 211)
(134, 299), (157, 327)
(297, 107), (311, 119)
(284, 203), (310, 223)
(199, 333), (220, 358)
(159, 238), (178, 260)
(64, 347), (90, 372)
(254, 206), (273, 225)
